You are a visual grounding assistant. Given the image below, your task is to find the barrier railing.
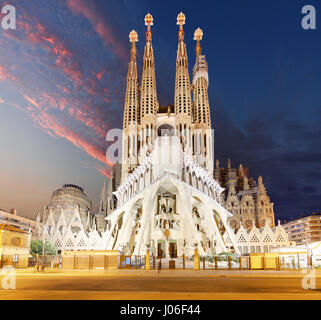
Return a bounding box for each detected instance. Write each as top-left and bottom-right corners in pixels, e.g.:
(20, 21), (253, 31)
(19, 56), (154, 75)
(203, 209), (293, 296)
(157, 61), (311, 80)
(27, 253), (321, 271)
(59, 254), (118, 270)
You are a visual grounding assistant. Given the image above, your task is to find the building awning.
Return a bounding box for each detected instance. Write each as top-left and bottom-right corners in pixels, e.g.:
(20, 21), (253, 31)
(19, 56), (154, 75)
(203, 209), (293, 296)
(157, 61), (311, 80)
(0, 224), (30, 234)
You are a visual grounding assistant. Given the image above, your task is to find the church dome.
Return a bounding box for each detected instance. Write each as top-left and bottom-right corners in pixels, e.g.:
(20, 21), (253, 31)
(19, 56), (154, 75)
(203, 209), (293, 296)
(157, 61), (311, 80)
(50, 184), (92, 211)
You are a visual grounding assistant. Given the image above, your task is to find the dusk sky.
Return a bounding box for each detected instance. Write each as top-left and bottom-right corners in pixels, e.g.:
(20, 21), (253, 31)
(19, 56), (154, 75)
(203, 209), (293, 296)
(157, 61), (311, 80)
(0, 0), (320, 221)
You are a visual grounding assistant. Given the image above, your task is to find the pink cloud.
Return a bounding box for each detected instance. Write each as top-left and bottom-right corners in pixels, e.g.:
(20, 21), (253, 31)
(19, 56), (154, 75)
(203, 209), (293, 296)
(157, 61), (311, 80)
(2, 10), (119, 178)
(29, 109), (111, 166)
(22, 93), (115, 170)
(0, 64), (17, 81)
(86, 162), (112, 178)
(24, 90), (109, 140)
(15, 13), (115, 98)
(15, 14), (84, 87)
(66, 0), (127, 60)
(23, 95), (40, 108)
(96, 69), (105, 80)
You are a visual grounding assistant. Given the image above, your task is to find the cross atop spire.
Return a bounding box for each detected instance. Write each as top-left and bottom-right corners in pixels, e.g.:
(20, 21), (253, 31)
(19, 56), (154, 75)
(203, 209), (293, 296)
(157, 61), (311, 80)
(129, 30), (138, 43)
(129, 30), (138, 61)
(177, 12), (186, 28)
(193, 27), (203, 41)
(145, 13), (153, 41)
(193, 27), (203, 56)
(145, 13), (154, 27)
(177, 12), (186, 40)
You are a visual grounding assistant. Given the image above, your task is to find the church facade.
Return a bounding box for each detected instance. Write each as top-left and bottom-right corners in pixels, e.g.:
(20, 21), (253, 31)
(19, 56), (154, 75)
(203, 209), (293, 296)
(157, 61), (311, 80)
(36, 13), (291, 257)
(215, 160), (276, 231)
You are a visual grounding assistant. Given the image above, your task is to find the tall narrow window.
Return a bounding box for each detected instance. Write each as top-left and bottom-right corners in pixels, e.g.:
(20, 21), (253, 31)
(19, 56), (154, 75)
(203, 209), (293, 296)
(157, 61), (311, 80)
(133, 135), (135, 156)
(128, 136), (130, 158)
(192, 134), (195, 155)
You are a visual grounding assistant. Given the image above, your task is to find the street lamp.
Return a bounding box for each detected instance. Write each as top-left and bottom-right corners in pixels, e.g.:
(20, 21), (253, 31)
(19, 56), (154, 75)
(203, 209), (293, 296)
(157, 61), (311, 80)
(42, 225), (49, 255)
(304, 222), (312, 269)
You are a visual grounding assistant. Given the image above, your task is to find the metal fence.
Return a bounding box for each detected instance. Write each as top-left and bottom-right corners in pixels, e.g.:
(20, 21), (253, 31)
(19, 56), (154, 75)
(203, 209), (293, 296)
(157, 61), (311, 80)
(28, 254), (119, 270)
(27, 253), (320, 271)
(147, 254), (315, 271)
(0, 255), (29, 268)
(119, 255), (146, 269)
(199, 255), (241, 270)
(120, 254), (275, 270)
(62, 254), (119, 270)
(150, 256), (194, 270)
(28, 255), (61, 270)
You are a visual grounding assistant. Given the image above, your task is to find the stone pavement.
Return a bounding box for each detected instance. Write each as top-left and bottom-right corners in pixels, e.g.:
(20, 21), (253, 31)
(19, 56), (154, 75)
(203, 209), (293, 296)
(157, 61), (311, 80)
(3, 267), (319, 278)
(0, 268), (320, 300)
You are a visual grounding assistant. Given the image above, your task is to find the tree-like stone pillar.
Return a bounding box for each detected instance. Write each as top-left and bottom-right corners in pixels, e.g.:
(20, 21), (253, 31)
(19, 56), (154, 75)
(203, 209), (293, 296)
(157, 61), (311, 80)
(194, 247), (200, 270)
(146, 249), (150, 270)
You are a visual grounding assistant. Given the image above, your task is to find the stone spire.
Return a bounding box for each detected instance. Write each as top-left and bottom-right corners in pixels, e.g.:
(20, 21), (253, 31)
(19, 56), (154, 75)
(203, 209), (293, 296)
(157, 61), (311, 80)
(228, 178), (237, 196)
(35, 212), (42, 240)
(175, 12), (192, 121)
(238, 164), (245, 177)
(227, 159), (231, 171)
(194, 27), (202, 57)
(122, 30), (140, 179)
(174, 12), (193, 157)
(214, 159), (220, 181)
(140, 13), (158, 148)
(192, 27), (210, 127)
(123, 30), (139, 129)
(99, 179), (108, 212)
(243, 176), (250, 190)
(145, 12), (153, 42)
(191, 26), (213, 172)
(96, 179), (108, 232)
(258, 176), (266, 194)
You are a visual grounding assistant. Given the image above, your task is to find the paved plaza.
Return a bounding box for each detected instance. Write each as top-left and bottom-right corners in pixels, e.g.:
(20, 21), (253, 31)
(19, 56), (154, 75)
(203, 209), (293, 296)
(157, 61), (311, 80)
(0, 269), (320, 300)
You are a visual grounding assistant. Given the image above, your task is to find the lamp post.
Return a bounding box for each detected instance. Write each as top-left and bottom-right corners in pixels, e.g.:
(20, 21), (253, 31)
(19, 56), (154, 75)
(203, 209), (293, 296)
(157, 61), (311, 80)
(42, 225), (49, 256)
(41, 225), (49, 269)
(304, 222), (312, 270)
(42, 228), (45, 256)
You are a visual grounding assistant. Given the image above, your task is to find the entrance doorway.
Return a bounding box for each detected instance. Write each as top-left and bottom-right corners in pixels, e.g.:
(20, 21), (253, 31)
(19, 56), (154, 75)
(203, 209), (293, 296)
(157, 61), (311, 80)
(169, 242), (177, 258)
(157, 241), (165, 258)
(157, 124), (174, 136)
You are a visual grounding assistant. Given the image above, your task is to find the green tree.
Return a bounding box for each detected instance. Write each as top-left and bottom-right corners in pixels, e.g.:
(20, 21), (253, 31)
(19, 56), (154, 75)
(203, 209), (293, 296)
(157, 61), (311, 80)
(30, 240), (57, 255)
(218, 252), (235, 262)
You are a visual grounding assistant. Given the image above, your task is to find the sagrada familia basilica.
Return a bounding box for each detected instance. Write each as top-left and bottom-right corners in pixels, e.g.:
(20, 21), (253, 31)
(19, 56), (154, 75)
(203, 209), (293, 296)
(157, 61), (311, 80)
(35, 13), (290, 257)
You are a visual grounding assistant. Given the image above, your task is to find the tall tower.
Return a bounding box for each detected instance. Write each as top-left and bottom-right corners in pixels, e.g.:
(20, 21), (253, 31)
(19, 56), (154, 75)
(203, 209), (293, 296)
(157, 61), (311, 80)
(103, 12), (241, 257)
(192, 27), (213, 174)
(174, 12), (193, 153)
(96, 179), (108, 232)
(256, 176), (275, 228)
(122, 30), (140, 180)
(139, 13), (158, 154)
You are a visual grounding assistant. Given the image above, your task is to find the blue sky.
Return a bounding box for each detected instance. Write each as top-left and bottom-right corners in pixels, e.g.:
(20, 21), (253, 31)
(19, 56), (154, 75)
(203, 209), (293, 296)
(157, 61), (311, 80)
(0, 0), (320, 221)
